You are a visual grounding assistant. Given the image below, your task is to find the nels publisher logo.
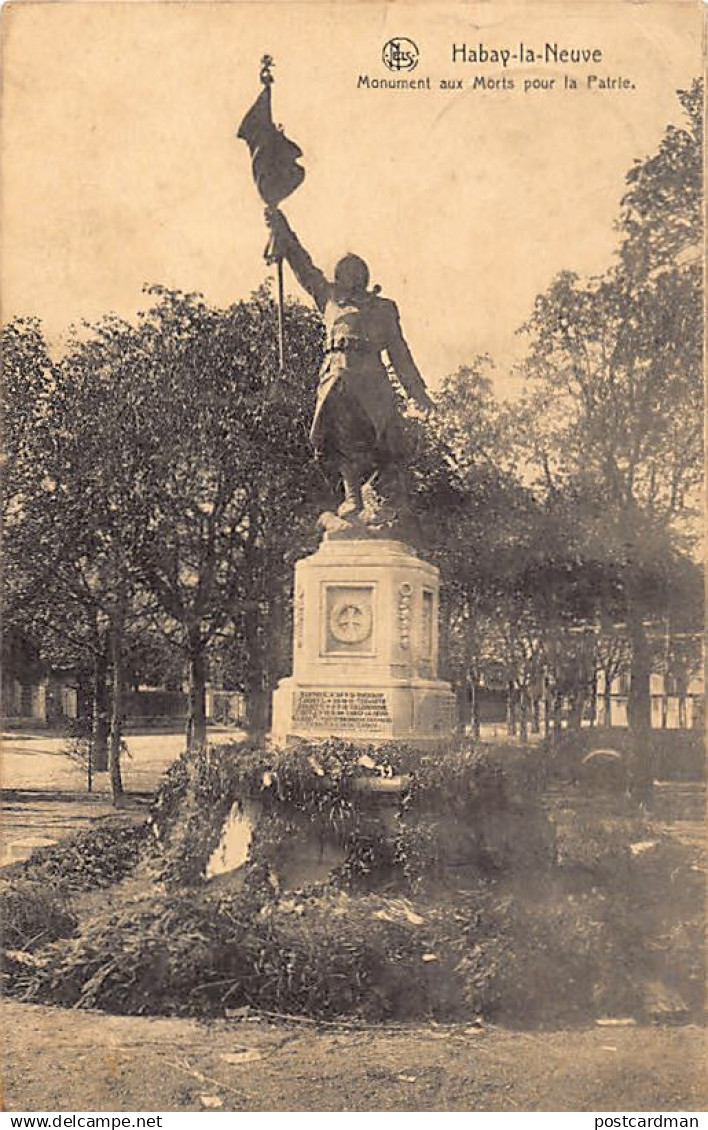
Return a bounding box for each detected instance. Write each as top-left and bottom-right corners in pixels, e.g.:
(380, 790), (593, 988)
(382, 37), (419, 72)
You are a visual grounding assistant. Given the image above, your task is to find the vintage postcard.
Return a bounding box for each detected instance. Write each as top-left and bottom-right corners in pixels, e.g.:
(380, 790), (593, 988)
(1, 0), (704, 1116)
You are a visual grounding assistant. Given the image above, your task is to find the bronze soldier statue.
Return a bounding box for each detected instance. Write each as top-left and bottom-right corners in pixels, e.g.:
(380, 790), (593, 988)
(265, 207), (434, 524)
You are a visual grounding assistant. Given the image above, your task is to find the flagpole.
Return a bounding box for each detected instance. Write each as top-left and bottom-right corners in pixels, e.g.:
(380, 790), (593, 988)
(259, 54), (285, 372)
(276, 257), (286, 371)
(238, 53), (304, 374)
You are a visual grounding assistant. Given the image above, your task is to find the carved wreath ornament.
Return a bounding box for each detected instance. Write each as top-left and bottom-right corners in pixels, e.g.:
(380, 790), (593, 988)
(398, 582), (413, 649)
(329, 597), (373, 644)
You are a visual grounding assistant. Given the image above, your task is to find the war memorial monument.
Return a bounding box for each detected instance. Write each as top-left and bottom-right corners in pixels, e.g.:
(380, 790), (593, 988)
(239, 59), (457, 752)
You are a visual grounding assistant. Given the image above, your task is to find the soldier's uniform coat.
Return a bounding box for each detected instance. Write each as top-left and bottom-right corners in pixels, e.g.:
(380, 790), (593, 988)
(277, 221), (428, 466)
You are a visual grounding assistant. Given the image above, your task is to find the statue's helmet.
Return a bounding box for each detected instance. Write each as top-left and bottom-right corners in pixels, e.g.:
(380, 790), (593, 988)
(334, 253), (370, 293)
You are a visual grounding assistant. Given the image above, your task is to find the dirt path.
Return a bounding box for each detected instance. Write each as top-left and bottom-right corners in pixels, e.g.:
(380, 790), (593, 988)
(2, 1002), (705, 1112)
(1, 728), (241, 865)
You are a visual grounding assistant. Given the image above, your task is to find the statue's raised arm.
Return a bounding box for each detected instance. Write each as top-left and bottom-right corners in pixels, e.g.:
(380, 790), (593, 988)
(265, 208), (330, 312)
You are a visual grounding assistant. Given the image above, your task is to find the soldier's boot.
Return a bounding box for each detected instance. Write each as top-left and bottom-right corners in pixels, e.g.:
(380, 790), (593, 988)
(371, 464), (408, 526)
(338, 464), (364, 518)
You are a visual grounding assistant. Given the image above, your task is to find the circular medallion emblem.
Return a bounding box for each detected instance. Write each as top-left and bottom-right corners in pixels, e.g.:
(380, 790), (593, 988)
(382, 37), (420, 73)
(329, 598), (373, 644)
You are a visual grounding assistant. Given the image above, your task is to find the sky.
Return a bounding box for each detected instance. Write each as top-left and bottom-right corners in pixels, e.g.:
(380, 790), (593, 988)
(1, 0), (702, 395)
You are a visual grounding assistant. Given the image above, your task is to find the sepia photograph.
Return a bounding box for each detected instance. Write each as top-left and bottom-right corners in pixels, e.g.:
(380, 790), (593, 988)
(1, 0), (704, 1116)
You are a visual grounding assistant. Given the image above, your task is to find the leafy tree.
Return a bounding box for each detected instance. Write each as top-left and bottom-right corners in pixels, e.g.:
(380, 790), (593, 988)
(619, 79), (702, 281)
(417, 361), (539, 732)
(2, 319), (110, 762)
(3, 313), (164, 798)
(515, 83), (703, 769)
(3, 287), (329, 765)
(125, 286), (326, 746)
(2, 318), (57, 510)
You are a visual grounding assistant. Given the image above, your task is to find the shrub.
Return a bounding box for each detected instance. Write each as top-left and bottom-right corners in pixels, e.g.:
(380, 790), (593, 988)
(488, 885), (636, 1024)
(18, 894), (232, 1014)
(10, 737), (696, 1028)
(149, 738), (554, 890)
(16, 886), (503, 1021)
(19, 878), (639, 1025)
(554, 815), (634, 884)
(0, 878), (77, 951)
(544, 727), (705, 785)
(15, 821), (149, 893)
(650, 730), (705, 781)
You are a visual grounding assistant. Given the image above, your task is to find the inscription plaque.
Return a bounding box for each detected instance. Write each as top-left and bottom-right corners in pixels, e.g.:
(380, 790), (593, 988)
(293, 689), (391, 732)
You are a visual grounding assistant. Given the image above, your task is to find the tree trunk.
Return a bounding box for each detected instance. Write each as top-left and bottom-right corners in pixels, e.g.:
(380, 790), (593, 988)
(186, 626), (208, 751)
(676, 670), (688, 729)
(543, 676), (552, 738)
(568, 691), (584, 732)
(248, 686), (269, 734)
(438, 595), (452, 681)
(108, 622), (124, 805)
(627, 603), (651, 736)
(91, 647), (109, 772)
(458, 675), (472, 733)
(244, 665), (269, 735)
(626, 595), (653, 801)
(531, 697), (541, 735)
(267, 591), (290, 690)
(603, 674), (613, 728)
(243, 601), (269, 736)
(506, 682), (517, 737)
(589, 674), (597, 728)
(519, 688), (529, 743)
(469, 676), (481, 740)
(76, 669), (93, 726)
(452, 683), (465, 734)
(552, 689), (563, 741)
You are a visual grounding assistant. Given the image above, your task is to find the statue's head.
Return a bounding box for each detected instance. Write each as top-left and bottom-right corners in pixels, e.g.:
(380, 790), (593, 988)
(334, 253), (370, 299)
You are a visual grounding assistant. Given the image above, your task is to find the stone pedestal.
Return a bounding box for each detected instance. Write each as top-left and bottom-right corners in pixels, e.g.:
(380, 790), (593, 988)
(271, 536), (456, 746)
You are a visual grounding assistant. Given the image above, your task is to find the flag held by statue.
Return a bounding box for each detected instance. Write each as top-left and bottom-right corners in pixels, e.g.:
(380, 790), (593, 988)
(237, 56), (305, 367)
(237, 63), (305, 262)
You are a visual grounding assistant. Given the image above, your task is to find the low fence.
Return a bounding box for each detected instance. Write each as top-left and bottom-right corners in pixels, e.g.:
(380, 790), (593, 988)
(470, 687), (703, 733)
(594, 693), (702, 730)
(2, 682), (246, 728)
(122, 688), (246, 726)
(210, 689), (246, 726)
(122, 689), (186, 721)
(2, 677), (701, 734)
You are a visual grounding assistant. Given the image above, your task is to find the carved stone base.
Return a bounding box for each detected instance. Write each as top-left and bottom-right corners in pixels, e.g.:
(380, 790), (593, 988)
(271, 536), (456, 747)
(272, 677), (456, 746)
